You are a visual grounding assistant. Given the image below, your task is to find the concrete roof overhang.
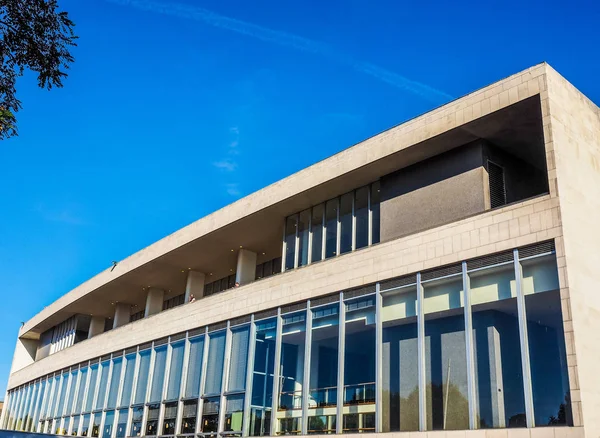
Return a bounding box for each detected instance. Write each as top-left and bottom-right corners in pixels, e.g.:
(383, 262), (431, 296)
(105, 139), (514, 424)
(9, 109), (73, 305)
(20, 85), (545, 339)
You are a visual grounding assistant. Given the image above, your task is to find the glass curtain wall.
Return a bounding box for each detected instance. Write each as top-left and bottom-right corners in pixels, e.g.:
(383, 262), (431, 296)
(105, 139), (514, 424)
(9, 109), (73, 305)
(5, 244), (572, 436)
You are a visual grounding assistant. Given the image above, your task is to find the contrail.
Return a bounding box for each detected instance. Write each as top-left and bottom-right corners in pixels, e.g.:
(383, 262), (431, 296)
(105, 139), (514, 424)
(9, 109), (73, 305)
(106, 0), (453, 102)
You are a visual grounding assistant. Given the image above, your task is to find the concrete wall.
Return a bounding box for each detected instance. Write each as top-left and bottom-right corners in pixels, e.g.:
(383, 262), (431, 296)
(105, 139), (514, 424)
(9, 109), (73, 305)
(9, 338), (37, 376)
(34, 329), (52, 361)
(545, 66), (600, 437)
(380, 141), (488, 242)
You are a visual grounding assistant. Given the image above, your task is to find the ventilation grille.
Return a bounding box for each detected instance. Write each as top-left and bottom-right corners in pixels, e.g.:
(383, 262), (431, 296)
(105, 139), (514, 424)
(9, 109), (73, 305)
(254, 308), (278, 321)
(344, 284), (376, 299)
(147, 405), (160, 420)
(79, 360), (90, 368)
(230, 315), (251, 327)
(89, 357), (100, 365)
(281, 301), (306, 315)
(183, 399), (198, 417)
(100, 355), (111, 362)
(421, 264), (462, 281)
(380, 275), (416, 292)
(154, 337), (168, 347)
(311, 293), (339, 307)
(489, 161), (507, 208)
(125, 347), (137, 355)
(111, 350), (123, 359)
(519, 240), (555, 258)
(208, 321), (227, 332)
(468, 250), (513, 270)
(188, 327), (205, 338)
(170, 332), (186, 342)
(139, 342), (152, 351)
(164, 402), (178, 418)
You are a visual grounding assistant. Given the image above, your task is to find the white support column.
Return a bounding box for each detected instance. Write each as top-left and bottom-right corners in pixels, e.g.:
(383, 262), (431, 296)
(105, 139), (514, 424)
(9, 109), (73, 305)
(281, 218), (287, 273)
(218, 322), (233, 435)
(242, 316), (257, 437)
(375, 283), (383, 433)
(462, 261), (478, 429)
(185, 271), (206, 302)
(416, 272), (427, 431)
(113, 303), (131, 329)
(236, 249), (257, 286)
(514, 249), (535, 427)
(336, 293), (345, 434)
(307, 211), (313, 265)
(88, 316), (106, 339)
(351, 191), (356, 251)
(321, 207), (326, 261)
(335, 198), (341, 257)
(367, 185), (373, 246)
(145, 288), (164, 318)
(270, 309), (283, 437)
(293, 214), (300, 269)
(301, 302), (313, 436)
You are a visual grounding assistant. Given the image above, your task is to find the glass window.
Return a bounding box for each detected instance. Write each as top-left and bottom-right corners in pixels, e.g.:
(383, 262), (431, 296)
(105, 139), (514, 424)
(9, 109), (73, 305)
(65, 371), (77, 416)
(298, 209), (310, 267)
(48, 376), (60, 418)
(225, 394), (245, 434)
(146, 404), (159, 436)
(181, 400), (198, 434)
(167, 341), (185, 400)
(185, 336), (205, 398)
(71, 415), (80, 436)
(134, 349), (151, 404)
(308, 415), (336, 434)
(355, 186), (369, 250)
(522, 255), (560, 296)
(74, 368), (87, 415)
(102, 410), (115, 438)
(382, 284), (418, 432)
(370, 182), (380, 244)
(308, 304), (339, 432)
(115, 409), (128, 438)
(343, 413), (375, 434)
(201, 397), (220, 433)
(81, 414), (91, 437)
(205, 331), (226, 395)
(163, 402), (178, 435)
(311, 204), (324, 263)
(228, 326), (250, 392)
(285, 216), (297, 270)
(276, 311), (306, 435)
(344, 296), (376, 432)
(150, 345), (168, 403)
(325, 199), (338, 259)
(526, 289), (571, 426)
(32, 379), (47, 426)
(120, 354), (136, 407)
(130, 406), (143, 437)
(107, 357), (123, 409)
(423, 276), (469, 430)
(91, 413), (100, 437)
(95, 361), (110, 410)
(340, 192), (353, 254)
(55, 372), (69, 417)
(470, 263), (525, 428)
(250, 318), (276, 437)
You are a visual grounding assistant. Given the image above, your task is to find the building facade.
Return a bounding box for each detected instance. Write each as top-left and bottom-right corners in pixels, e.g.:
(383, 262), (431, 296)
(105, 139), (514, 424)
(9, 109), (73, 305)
(2, 63), (599, 438)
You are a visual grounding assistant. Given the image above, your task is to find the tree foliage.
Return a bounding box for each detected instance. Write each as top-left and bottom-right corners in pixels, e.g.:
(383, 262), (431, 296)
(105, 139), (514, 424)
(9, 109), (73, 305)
(0, 0), (76, 139)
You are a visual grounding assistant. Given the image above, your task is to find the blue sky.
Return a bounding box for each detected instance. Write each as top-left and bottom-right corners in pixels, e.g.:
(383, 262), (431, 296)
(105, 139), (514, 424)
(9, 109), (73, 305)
(0, 0), (598, 396)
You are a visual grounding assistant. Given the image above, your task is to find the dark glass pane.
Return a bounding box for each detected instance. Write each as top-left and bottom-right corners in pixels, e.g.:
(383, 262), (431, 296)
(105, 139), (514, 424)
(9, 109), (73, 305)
(355, 186), (369, 250)
(370, 182), (380, 244)
(129, 407), (143, 437)
(181, 400), (198, 434)
(325, 199), (338, 259)
(340, 192), (353, 254)
(298, 209), (310, 267)
(202, 397), (220, 433)
(309, 305), (339, 412)
(311, 204), (324, 263)
(285, 216), (297, 270)
(145, 404), (159, 436)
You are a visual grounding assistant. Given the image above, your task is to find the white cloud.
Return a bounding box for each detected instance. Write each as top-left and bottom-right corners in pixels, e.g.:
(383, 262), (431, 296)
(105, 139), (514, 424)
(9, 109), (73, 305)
(212, 159), (238, 171)
(225, 183), (241, 196)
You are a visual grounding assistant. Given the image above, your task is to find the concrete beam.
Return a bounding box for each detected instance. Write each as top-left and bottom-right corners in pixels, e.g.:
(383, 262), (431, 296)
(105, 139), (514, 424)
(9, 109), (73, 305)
(88, 316), (106, 339)
(113, 303), (131, 329)
(236, 249), (257, 286)
(185, 271), (205, 302)
(145, 288), (164, 317)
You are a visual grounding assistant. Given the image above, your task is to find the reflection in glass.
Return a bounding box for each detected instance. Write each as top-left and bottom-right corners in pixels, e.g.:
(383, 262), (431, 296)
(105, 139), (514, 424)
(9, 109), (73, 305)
(205, 331), (226, 395)
(225, 394), (245, 434)
(162, 402), (178, 435)
(102, 410), (114, 438)
(120, 354), (136, 407)
(167, 341), (185, 400)
(91, 414), (100, 437)
(277, 312), (306, 434)
(71, 415), (80, 436)
(146, 404), (159, 436)
(250, 318), (276, 436)
(55, 372), (69, 417)
(344, 296), (376, 433)
(107, 357), (122, 409)
(130, 407), (143, 437)
(73, 368), (87, 415)
(65, 371), (77, 415)
(370, 182), (380, 244)
(202, 397), (220, 434)
(285, 216), (297, 271)
(134, 349), (151, 404)
(308, 304), (339, 433)
(149, 346), (167, 403)
(340, 192), (353, 254)
(228, 326), (250, 392)
(325, 199), (338, 259)
(355, 187), (369, 250)
(95, 361), (110, 410)
(181, 400), (198, 434)
(382, 285), (418, 432)
(81, 414), (90, 437)
(311, 204), (324, 263)
(424, 276), (468, 430)
(185, 336), (205, 398)
(298, 209), (310, 267)
(116, 409), (128, 438)
(470, 264), (525, 428)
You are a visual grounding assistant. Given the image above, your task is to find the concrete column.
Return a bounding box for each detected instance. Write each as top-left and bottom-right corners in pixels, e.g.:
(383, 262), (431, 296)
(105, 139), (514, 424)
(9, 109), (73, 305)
(145, 288), (164, 317)
(185, 271), (206, 302)
(88, 316), (106, 339)
(236, 249), (257, 285)
(113, 303), (131, 329)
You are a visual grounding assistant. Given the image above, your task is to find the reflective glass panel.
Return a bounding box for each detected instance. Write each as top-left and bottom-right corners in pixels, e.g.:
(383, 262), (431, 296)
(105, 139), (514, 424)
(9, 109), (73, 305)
(130, 406), (144, 437)
(205, 331), (226, 395)
(224, 394), (245, 433)
(74, 368), (87, 415)
(298, 209), (310, 267)
(250, 318), (276, 437)
(185, 336), (205, 398)
(370, 182), (380, 244)
(55, 373), (69, 417)
(116, 409), (128, 438)
(325, 199), (338, 259)
(120, 354), (136, 407)
(228, 326), (250, 392)
(134, 349), (151, 404)
(146, 404), (159, 436)
(340, 192), (353, 254)
(65, 371), (77, 416)
(91, 413), (100, 437)
(107, 357), (122, 409)
(149, 345), (168, 403)
(285, 216), (297, 271)
(71, 415), (80, 436)
(201, 397), (220, 433)
(166, 341), (185, 400)
(163, 402), (178, 435)
(181, 400), (198, 434)
(311, 204), (324, 263)
(95, 361), (110, 410)
(355, 186), (369, 250)
(102, 410), (114, 438)
(81, 414), (90, 437)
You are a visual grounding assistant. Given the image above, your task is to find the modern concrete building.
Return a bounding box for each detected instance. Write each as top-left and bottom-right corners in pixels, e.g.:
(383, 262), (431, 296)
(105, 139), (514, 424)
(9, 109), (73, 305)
(1, 63), (599, 438)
